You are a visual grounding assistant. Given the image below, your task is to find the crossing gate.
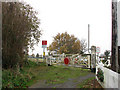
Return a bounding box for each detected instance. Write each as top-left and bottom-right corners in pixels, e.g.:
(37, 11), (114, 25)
(71, 54), (91, 68)
(46, 54), (65, 66)
(46, 54), (91, 68)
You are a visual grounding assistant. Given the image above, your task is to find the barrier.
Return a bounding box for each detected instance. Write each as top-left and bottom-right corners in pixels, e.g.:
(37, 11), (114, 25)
(46, 54), (91, 68)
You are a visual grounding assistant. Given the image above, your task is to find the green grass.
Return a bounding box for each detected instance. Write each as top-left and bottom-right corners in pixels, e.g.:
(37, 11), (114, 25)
(28, 58), (44, 63)
(2, 60), (92, 88)
(26, 65), (91, 85)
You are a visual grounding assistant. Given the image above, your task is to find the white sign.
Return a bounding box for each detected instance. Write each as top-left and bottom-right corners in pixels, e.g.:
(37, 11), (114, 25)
(96, 47), (100, 53)
(42, 45), (47, 48)
(42, 40), (47, 48)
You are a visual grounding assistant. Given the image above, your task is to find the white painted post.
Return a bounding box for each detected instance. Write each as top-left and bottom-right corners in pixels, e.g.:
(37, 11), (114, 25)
(46, 57), (48, 66)
(87, 55), (91, 68)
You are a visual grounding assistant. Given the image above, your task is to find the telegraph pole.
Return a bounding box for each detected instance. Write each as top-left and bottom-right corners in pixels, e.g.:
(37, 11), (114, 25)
(111, 0), (118, 72)
(88, 24), (90, 54)
(118, 1), (120, 73)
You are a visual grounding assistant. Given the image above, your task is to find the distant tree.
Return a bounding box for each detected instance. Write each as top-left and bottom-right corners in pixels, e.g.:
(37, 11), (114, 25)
(31, 54), (35, 58)
(49, 32), (81, 54)
(36, 53), (39, 58)
(80, 39), (87, 54)
(104, 50), (110, 61)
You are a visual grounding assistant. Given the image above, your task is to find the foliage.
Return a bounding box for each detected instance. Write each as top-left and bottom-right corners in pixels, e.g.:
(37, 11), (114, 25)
(49, 32), (85, 54)
(36, 53), (39, 58)
(24, 60), (38, 67)
(31, 54), (35, 58)
(2, 60), (39, 88)
(2, 2), (42, 69)
(96, 68), (104, 82)
(104, 50), (110, 61)
(80, 39), (87, 54)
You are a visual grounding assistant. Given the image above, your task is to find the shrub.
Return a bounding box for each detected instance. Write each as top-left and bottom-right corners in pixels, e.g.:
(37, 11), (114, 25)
(96, 68), (104, 82)
(2, 61), (46, 88)
(2, 68), (32, 88)
(24, 60), (38, 67)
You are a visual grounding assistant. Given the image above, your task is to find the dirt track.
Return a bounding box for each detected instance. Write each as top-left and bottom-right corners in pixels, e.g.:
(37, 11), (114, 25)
(29, 73), (95, 88)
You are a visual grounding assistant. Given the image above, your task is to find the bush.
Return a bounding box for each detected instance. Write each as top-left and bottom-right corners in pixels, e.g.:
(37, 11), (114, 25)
(96, 68), (104, 82)
(2, 61), (46, 88)
(24, 60), (38, 67)
(2, 69), (30, 88)
(2, 65), (34, 88)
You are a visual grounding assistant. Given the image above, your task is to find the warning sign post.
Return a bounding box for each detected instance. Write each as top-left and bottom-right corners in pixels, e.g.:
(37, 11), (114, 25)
(42, 40), (47, 59)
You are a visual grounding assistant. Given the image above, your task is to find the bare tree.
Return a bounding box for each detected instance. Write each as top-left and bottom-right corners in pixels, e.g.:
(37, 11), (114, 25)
(80, 39), (87, 54)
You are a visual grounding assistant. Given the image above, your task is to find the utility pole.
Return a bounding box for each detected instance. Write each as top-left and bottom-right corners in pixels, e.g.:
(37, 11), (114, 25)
(111, 0), (118, 72)
(0, 2), (2, 89)
(88, 24), (90, 54)
(117, 1), (120, 72)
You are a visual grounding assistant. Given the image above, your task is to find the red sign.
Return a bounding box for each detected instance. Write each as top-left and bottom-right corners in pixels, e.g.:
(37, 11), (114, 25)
(42, 40), (47, 45)
(64, 57), (69, 65)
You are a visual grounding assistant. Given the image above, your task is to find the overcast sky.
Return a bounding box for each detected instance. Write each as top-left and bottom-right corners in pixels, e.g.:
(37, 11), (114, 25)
(24, 0), (112, 55)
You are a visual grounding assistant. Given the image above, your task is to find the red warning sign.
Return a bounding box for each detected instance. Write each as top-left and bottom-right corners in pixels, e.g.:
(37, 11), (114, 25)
(64, 57), (69, 65)
(42, 40), (47, 45)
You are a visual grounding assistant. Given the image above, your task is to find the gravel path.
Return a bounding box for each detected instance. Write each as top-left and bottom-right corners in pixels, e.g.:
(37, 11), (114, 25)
(29, 73), (95, 88)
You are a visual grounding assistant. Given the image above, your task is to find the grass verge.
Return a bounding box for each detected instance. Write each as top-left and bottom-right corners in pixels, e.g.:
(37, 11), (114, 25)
(2, 60), (92, 88)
